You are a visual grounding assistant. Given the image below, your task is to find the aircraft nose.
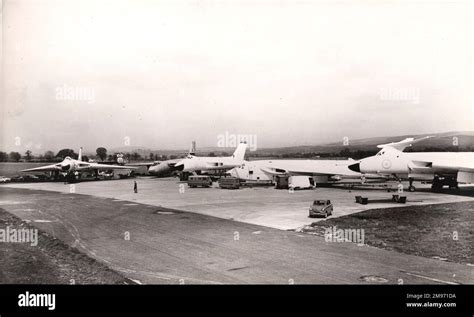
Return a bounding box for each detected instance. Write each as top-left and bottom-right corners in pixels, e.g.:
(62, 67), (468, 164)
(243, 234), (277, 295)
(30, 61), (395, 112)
(148, 163), (163, 175)
(348, 162), (360, 173)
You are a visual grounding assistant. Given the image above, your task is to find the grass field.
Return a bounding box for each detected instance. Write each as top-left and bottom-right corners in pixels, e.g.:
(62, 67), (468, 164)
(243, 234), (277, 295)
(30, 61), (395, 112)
(0, 162), (49, 177)
(301, 201), (474, 265)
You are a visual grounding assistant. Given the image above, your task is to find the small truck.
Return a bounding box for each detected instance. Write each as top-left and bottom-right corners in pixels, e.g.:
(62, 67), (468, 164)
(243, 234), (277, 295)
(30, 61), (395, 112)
(187, 175), (213, 188)
(218, 177), (241, 189)
(289, 176), (315, 190)
(309, 200), (333, 218)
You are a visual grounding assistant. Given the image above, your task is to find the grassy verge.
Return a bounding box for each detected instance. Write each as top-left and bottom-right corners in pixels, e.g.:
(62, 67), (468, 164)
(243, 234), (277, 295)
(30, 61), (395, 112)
(0, 208), (130, 284)
(299, 201), (474, 265)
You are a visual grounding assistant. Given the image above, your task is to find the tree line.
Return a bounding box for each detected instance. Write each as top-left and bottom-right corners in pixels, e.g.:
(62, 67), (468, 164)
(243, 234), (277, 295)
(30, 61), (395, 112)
(0, 147), (182, 163)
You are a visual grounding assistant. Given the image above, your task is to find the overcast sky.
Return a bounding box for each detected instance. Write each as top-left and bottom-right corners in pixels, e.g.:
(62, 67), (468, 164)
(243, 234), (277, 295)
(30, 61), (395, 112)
(1, 0), (472, 154)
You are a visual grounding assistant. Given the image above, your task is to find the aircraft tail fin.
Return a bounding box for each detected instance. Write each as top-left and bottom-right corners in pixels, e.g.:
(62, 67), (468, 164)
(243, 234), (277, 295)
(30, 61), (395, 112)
(232, 142), (247, 161)
(377, 136), (432, 152)
(189, 141), (196, 156)
(78, 147), (83, 161)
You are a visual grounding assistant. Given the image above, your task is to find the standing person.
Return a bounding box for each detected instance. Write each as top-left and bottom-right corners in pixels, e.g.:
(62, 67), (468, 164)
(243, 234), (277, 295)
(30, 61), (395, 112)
(133, 180), (138, 193)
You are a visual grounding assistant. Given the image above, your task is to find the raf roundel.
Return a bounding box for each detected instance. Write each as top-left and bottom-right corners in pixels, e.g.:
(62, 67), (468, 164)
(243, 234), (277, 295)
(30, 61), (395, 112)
(382, 159), (392, 169)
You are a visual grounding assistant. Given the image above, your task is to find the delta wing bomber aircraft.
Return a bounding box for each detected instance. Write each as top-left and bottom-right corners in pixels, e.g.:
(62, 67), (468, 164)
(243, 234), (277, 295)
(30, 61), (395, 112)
(20, 148), (136, 182)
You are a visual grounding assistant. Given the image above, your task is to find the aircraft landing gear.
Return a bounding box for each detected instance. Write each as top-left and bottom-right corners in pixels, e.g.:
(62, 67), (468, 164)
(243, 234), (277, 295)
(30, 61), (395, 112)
(408, 178), (416, 192)
(431, 176), (443, 192)
(179, 172), (190, 181)
(65, 172), (77, 183)
(449, 183), (459, 190)
(447, 178), (459, 190)
(52, 170), (60, 181)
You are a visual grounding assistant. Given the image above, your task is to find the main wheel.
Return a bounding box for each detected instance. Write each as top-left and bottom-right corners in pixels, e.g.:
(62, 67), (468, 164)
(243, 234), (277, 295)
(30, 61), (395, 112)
(408, 185), (416, 192)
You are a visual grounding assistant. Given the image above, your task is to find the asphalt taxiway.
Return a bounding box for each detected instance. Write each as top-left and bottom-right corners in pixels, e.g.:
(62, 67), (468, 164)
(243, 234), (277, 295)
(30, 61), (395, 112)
(3, 177), (474, 230)
(0, 182), (472, 284)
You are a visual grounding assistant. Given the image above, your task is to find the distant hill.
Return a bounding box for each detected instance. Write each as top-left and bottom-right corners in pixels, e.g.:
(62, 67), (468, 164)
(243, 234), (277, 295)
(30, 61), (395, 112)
(108, 131), (474, 159)
(248, 131), (474, 156)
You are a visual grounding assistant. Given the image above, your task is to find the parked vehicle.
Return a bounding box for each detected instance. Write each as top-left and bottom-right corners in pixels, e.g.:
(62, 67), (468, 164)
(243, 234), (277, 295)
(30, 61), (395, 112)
(99, 171), (114, 179)
(11, 174), (42, 182)
(275, 175), (289, 189)
(289, 176), (314, 190)
(10, 175), (25, 182)
(241, 179), (274, 187)
(391, 195), (407, 204)
(218, 177), (241, 189)
(187, 175), (212, 188)
(309, 200), (333, 218)
(355, 196), (369, 205)
(22, 174), (40, 182)
(0, 176), (11, 183)
(34, 174), (49, 182)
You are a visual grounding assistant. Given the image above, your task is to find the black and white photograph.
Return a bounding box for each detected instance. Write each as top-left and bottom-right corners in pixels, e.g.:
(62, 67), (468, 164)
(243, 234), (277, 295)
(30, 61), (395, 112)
(0, 0), (473, 314)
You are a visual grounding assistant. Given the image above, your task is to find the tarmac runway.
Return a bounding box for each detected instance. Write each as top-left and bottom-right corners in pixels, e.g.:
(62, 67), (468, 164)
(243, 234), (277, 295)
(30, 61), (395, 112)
(0, 183), (473, 284)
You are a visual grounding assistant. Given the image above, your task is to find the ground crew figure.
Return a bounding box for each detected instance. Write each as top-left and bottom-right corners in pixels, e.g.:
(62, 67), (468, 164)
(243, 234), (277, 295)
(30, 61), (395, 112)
(134, 181), (138, 193)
